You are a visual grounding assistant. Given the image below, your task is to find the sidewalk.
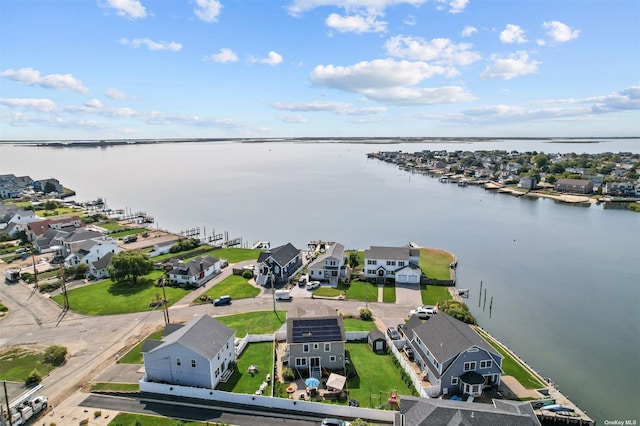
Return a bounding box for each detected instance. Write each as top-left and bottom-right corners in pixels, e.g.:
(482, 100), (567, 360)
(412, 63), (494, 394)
(42, 391), (119, 426)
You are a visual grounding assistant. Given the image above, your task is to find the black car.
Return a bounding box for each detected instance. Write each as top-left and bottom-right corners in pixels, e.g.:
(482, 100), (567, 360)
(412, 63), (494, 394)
(387, 327), (401, 340)
(402, 345), (414, 361)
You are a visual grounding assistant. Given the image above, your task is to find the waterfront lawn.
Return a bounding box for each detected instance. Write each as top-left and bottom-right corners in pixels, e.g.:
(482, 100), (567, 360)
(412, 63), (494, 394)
(344, 343), (414, 407)
(383, 283), (396, 303)
(419, 248), (453, 280)
(346, 279), (378, 302)
(109, 228), (148, 238)
(109, 413), (207, 426)
(216, 310), (287, 336)
(216, 342), (273, 395)
(52, 271), (190, 315)
(118, 329), (164, 364)
(194, 275), (260, 304)
(420, 284), (450, 306)
(205, 247), (263, 263)
(343, 318), (378, 332)
(97, 221), (124, 232)
(0, 347), (48, 382)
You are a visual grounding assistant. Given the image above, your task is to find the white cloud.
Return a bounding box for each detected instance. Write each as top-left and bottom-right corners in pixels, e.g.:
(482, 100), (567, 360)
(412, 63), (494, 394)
(85, 99), (103, 109)
(260, 51), (283, 66)
(0, 98), (58, 113)
(500, 24), (527, 44)
(480, 51), (540, 80)
(287, 0), (427, 16)
(543, 21), (580, 43)
(442, 0), (469, 14)
(1, 67), (89, 93)
(461, 25), (477, 37)
(102, 0), (147, 19)
(194, 0), (222, 23)
(208, 48), (238, 63)
(278, 114), (308, 123)
(105, 88), (132, 99)
(588, 86), (640, 112)
(536, 39), (546, 46)
(362, 85), (475, 105)
(385, 35), (481, 66)
(120, 38), (182, 51)
(326, 12), (387, 33)
(404, 15), (416, 26)
(272, 101), (353, 112)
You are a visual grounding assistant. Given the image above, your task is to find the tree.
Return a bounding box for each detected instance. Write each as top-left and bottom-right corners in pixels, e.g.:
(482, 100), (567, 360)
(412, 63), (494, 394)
(348, 252), (360, 268)
(109, 251), (154, 285)
(44, 345), (67, 366)
(44, 181), (56, 194)
(26, 368), (42, 385)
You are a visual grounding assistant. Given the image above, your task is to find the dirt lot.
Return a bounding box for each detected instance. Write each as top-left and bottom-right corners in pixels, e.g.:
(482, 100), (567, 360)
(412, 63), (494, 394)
(117, 230), (181, 251)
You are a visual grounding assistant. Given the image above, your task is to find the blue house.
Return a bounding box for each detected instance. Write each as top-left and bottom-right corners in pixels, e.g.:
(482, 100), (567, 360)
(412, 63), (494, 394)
(405, 313), (503, 397)
(255, 242), (302, 286)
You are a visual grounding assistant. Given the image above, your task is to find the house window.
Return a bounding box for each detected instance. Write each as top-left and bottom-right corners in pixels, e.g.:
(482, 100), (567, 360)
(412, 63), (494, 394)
(313, 343), (319, 350)
(480, 360), (492, 369)
(463, 361), (476, 372)
(329, 356), (336, 362)
(191, 360), (197, 368)
(367, 259), (376, 265)
(472, 384), (480, 394)
(215, 368), (219, 377)
(451, 377), (459, 386)
(295, 358), (307, 367)
(176, 357), (182, 366)
(303, 344), (309, 353)
(324, 343), (331, 352)
(398, 261), (405, 267)
(386, 260), (396, 266)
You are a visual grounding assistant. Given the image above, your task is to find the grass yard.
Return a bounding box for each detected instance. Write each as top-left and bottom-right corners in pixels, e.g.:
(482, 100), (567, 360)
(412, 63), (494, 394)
(346, 279), (378, 302)
(313, 285), (344, 297)
(342, 318), (378, 332)
(475, 328), (546, 390)
(216, 342), (273, 395)
(108, 413), (208, 426)
(216, 310), (287, 336)
(383, 283), (396, 303)
(419, 248), (454, 280)
(194, 275), (260, 304)
(109, 228), (148, 238)
(118, 329), (164, 364)
(52, 271), (190, 315)
(91, 382), (139, 392)
(420, 284), (451, 306)
(205, 247), (263, 263)
(344, 343), (414, 407)
(0, 347), (49, 382)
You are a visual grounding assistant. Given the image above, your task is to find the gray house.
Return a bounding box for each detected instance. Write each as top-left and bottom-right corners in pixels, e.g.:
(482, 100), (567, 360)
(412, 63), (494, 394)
(405, 313), (503, 397)
(285, 305), (346, 378)
(255, 242), (302, 286)
(307, 242), (347, 287)
(142, 315), (235, 389)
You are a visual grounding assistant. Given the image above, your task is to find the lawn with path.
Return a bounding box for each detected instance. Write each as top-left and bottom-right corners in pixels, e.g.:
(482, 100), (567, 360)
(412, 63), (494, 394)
(216, 342), (273, 395)
(194, 275), (260, 304)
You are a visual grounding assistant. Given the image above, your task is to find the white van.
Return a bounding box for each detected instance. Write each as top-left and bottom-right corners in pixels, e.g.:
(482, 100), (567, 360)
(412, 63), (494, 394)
(275, 290), (292, 301)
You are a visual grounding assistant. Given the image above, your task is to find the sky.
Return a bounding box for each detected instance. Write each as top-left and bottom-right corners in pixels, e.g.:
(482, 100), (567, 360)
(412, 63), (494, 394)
(1, 0), (639, 140)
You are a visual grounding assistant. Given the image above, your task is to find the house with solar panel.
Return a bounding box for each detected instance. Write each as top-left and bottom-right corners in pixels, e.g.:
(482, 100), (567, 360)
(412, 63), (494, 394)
(404, 313), (503, 398)
(255, 242), (302, 286)
(285, 305), (346, 379)
(141, 315), (236, 389)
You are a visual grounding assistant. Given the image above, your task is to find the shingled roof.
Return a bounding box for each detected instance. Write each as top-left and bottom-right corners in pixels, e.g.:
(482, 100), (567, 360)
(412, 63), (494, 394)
(257, 242), (300, 266)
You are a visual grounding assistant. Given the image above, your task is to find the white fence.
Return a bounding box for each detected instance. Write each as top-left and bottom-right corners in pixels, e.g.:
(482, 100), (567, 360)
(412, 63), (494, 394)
(139, 379), (395, 423)
(387, 337), (439, 398)
(235, 334), (275, 356)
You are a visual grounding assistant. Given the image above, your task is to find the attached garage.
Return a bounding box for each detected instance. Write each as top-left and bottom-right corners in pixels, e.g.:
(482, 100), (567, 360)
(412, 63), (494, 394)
(395, 265), (421, 284)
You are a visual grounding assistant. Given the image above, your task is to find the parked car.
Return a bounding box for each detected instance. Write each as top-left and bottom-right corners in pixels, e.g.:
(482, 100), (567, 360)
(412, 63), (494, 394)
(307, 280), (321, 290)
(397, 323), (405, 337)
(387, 326), (401, 340)
(298, 276), (307, 286)
(402, 345), (414, 361)
(321, 419), (351, 426)
(213, 295), (232, 306)
(418, 305), (437, 314)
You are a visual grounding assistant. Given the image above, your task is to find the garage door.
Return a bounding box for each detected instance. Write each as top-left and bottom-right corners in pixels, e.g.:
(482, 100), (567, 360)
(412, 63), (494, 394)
(397, 274), (407, 283)
(409, 275), (419, 283)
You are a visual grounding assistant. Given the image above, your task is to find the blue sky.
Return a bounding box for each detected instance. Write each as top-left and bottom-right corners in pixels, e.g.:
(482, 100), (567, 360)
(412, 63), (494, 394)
(1, 0), (639, 140)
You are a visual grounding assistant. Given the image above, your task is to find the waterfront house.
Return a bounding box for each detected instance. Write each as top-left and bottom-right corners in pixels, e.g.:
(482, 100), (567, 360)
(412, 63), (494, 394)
(307, 242), (347, 287)
(285, 305), (346, 378)
(33, 178), (63, 194)
(64, 237), (120, 268)
(167, 255), (221, 287)
(60, 229), (104, 255)
(141, 314), (235, 389)
(555, 178), (594, 194)
(255, 242), (302, 286)
(404, 313), (503, 397)
(89, 251), (115, 279)
(363, 245), (422, 284)
(518, 176), (537, 190)
(26, 216), (84, 242)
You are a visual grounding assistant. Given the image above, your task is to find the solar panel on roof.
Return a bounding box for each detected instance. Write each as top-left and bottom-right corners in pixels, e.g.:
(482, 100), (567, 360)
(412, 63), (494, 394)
(291, 318), (342, 343)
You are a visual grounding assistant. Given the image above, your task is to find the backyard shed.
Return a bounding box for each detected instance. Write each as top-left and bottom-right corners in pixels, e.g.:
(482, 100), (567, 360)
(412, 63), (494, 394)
(368, 330), (387, 353)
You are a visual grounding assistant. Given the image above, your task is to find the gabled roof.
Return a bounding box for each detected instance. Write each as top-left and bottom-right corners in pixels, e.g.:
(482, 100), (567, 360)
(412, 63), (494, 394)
(365, 245), (418, 260)
(169, 255), (219, 277)
(63, 229), (102, 243)
(257, 242), (300, 266)
(142, 315), (234, 360)
(308, 243), (345, 269)
(91, 251), (114, 270)
(411, 313), (499, 364)
(400, 396), (541, 426)
(287, 305), (345, 344)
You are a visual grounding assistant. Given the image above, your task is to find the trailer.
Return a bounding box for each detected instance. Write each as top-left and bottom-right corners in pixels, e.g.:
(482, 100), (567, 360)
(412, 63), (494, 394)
(5, 268), (20, 283)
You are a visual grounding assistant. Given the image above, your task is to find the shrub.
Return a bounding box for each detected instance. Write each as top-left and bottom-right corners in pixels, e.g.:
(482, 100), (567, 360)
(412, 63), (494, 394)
(282, 367), (295, 381)
(44, 345), (68, 366)
(358, 307), (373, 321)
(94, 410), (102, 418)
(26, 369), (42, 385)
(241, 269), (254, 279)
(438, 300), (476, 324)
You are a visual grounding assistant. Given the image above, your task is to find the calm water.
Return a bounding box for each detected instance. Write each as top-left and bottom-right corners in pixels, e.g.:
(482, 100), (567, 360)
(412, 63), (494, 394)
(1, 139), (639, 422)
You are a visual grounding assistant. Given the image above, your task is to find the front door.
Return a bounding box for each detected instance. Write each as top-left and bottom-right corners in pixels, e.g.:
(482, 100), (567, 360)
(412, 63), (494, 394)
(310, 357), (321, 377)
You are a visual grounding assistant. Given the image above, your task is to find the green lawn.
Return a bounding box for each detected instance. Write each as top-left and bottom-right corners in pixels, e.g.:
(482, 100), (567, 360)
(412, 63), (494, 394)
(216, 310), (287, 336)
(194, 275), (260, 304)
(383, 283), (396, 303)
(0, 347), (50, 382)
(118, 329), (164, 364)
(313, 285), (344, 297)
(110, 228), (148, 238)
(216, 342), (273, 394)
(419, 248), (454, 280)
(420, 284), (451, 305)
(91, 382), (139, 392)
(344, 342), (414, 407)
(346, 279), (378, 302)
(343, 318), (378, 332)
(52, 271), (190, 315)
(97, 221), (124, 231)
(109, 413), (208, 426)
(205, 247), (263, 263)
(475, 328), (546, 390)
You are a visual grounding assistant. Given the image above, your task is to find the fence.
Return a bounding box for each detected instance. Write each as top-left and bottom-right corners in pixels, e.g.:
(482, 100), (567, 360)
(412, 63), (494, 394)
(387, 336), (439, 398)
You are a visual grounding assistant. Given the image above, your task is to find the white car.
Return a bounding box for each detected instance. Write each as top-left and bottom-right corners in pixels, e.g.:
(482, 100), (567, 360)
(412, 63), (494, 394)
(307, 280), (321, 290)
(418, 305), (437, 314)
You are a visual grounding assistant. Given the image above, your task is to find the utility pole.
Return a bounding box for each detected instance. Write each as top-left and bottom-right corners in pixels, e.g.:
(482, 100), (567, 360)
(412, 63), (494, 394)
(29, 245), (38, 292)
(270, 273), (276, 313)
(3, 381), (13, 426)
(59, 265), (69, 310)
(161, 276), (170, 325)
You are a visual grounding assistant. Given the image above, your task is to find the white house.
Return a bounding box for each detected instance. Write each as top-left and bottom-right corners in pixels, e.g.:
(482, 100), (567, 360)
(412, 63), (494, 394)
(64, 237), (120, 268)
(364, 246), (422, 284)
(141, 315), (236, 389)
(307, 242), (347, 287)
(168, 256), (221, 286)
(90, 251), (115, 279)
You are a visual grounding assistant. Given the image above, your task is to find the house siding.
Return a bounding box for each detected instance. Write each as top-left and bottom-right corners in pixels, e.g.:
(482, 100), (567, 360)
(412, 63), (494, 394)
(441, 347), (502, 395)
(288, 341), (345, 375)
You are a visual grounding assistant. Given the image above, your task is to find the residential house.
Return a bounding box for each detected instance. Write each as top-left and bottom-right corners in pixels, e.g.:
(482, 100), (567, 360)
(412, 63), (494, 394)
(255, 242), (302, 286)
(148, 240), (175, 258)
(60, 229), (104, 255)
(285, 305), (346, 378)
(64, 237), (120, 268)
(404, 313), (503, 397)
(33, 178), (63, 194)
(398, 396), (540, 426)
(518, 177), (537, 190)
(0, 174), (33, 199)
(307, 242), (347, 287)
(168, 255), (222, 287)
(363, 245), (421, 284)
(26, 216), (84, 242)
(90, 251), (115, 279)
(142, 315), (235, 389)
(604, 182), (637, 197)
(1, 208), (39, 236)
(555, 178), (594, 194)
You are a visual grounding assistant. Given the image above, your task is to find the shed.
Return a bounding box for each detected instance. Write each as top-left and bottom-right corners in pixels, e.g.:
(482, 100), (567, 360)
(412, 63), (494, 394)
(368, 330), (387, 353)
